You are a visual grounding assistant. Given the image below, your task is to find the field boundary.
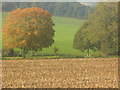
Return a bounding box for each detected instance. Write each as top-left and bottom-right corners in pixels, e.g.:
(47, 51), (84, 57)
(1, 57), (119, 61)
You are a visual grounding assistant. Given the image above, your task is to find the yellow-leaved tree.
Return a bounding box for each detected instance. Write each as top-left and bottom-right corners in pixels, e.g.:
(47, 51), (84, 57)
(3, 7), (55, 58)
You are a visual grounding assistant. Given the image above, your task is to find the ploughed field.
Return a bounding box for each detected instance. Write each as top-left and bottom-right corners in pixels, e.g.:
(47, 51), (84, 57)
(2, 58), (118, 88)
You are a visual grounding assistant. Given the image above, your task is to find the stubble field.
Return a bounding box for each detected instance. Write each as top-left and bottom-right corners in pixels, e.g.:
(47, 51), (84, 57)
(2, 58), (118, 88)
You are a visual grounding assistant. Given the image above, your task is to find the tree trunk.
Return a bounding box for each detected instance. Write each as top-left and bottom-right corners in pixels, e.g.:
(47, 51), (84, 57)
(87, 49), (90, 57)
(22, 49), (28, 59)
(8, 49), (14, 57)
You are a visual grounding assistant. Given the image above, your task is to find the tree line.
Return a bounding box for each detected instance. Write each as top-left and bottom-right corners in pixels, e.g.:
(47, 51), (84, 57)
(2, 2), (93, 19)
(73, 2), (119, 57)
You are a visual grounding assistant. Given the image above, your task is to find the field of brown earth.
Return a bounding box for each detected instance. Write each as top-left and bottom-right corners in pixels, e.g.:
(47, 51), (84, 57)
(2, 58), (118, 88)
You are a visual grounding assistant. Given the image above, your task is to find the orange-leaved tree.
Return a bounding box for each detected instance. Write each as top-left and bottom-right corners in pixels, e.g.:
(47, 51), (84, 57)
(3, 7), (55, 58)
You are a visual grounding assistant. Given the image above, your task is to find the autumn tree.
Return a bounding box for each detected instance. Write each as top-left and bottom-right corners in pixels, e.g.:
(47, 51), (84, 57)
(3, 7), (55, 58)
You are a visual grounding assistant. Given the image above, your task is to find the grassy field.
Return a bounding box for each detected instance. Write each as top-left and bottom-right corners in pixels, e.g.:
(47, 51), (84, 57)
(2, 58), (118, 88)
(41, 16), (85, 55)
(1, 12), (91, 56)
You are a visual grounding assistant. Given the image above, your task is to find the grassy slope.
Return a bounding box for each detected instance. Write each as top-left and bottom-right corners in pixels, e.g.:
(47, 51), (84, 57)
(42, 16), (85, 55)
(1, 12), (87, 55)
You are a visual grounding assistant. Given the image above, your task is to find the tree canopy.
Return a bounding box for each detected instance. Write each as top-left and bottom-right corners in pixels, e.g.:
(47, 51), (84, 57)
(3, 7), (55, 58)
(73, 2), (118, 56)
(2, 2), (93, 19)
